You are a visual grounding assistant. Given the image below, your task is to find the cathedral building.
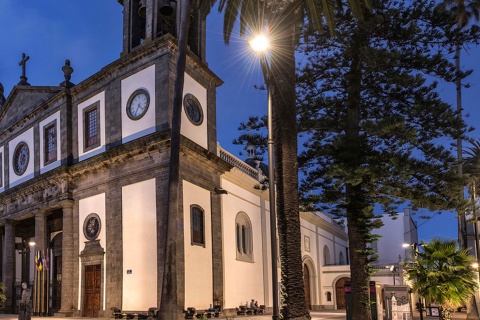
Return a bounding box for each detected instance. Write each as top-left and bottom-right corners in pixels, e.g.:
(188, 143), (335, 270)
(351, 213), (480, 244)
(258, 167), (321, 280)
(0, 0), (352, 317)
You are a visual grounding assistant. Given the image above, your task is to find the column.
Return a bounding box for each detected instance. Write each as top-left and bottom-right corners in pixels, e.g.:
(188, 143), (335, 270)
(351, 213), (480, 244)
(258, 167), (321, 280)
(34, 211), (47, 253)
(58, 200), (75, 316)
(3, 221), (15, 313)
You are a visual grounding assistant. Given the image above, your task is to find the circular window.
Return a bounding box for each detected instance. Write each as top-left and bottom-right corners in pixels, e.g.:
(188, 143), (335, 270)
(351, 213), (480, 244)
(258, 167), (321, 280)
(13, 142), (29, 176)
(83, 213), (101, 241)
(183, 93), (204, 125)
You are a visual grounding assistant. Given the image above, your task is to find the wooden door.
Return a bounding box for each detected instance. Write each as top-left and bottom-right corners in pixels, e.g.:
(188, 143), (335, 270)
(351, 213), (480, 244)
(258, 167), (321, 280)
(303, 264), (311, 309)
(335, 277), (350, 309)
(84, 265), (101, 317)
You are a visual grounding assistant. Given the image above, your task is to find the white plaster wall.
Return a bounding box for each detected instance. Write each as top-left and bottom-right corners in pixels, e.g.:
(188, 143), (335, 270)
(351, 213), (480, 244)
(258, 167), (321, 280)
(183, 181), (213, 308)
(221, 179), (267, 308)
(9, 128), (34, 187)
(376, 214), (405, 263)
(39, 111), (61, 174)
(0, 145), (4, 193)
(122, 179), (157, 311)
(78, 193), (107, 311)
(77, 91), (106, 162)
(181, 74), (208, 150)
(121, 65), (156, 144)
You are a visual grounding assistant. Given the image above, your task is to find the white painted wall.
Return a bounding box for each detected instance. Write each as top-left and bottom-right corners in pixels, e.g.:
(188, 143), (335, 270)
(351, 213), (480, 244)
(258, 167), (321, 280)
(181, 74), (208, 150)
(39, 111), (61, 174)
(183, 181), (213, 309)
(78, 193), (107, 311)
(77, 91), (106, 162)
(9, 128), (34, 187)
(121, 65), (156, 144)
(122, 179), (157, 311)
(221, 179), (267, 309)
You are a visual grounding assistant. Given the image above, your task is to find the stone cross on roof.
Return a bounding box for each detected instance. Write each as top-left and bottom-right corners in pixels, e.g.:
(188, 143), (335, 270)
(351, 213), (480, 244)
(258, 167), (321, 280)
(18, 53), (30, 86)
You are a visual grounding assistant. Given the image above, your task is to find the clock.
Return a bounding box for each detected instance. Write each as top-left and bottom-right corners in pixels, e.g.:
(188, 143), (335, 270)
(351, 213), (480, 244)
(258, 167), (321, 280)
(13, 142), (29, 176)
(83, 213), (101, 241)
(126, 89), (150, 120)
(183, 93), (203, 125)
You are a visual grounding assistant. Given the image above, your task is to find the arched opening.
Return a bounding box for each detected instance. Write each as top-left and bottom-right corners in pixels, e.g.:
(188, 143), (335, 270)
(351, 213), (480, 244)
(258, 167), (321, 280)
(335, 277), (350, 309)
(303, 264), (311, 309)
(50, 232), (63, 314)
(323, 245), (330, 265)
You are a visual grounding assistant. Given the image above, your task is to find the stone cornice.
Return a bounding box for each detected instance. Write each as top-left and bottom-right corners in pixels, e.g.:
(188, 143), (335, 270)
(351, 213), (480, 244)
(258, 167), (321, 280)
(300, 211), (348, 240)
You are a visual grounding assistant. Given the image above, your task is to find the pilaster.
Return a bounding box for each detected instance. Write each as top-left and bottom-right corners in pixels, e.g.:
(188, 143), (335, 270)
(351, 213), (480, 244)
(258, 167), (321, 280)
(3, 221), (15, 313)
(57, 200), (75, 316)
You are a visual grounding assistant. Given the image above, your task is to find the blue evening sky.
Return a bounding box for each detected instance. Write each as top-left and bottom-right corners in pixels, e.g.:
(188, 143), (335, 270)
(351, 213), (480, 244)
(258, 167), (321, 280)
(0, 1), (479, 242)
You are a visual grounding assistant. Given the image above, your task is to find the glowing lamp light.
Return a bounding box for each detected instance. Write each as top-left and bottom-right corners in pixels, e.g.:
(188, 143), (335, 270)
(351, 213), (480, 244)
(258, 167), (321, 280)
(249, 34), (269, 53)
(472, 262), (479, 269)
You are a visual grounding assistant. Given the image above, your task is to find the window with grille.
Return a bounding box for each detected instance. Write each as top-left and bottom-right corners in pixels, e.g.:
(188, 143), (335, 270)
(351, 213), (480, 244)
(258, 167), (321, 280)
(44, 122), (57, 165)
(235, 212), (253, 262)
(84, 104), (100, 151)
(191, 205), (205, 246)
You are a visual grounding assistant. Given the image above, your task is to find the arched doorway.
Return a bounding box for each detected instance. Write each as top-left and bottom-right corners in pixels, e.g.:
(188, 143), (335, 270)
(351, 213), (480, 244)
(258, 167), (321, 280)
(50, 233), (63, 314)
(303, 264), (311, 309)
(335, 277), (350, 309)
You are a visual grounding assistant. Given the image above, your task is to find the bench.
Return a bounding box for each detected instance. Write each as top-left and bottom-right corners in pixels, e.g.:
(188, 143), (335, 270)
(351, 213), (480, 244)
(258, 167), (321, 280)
(256, 305), (266, 315)
(184, 307), (196, 319)
(236, 306), (247, 315)
(111, 307), (158, 320)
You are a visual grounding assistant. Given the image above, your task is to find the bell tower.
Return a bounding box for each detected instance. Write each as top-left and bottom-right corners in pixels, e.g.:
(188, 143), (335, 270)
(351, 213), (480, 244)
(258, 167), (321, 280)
(117, 0), (207, 60)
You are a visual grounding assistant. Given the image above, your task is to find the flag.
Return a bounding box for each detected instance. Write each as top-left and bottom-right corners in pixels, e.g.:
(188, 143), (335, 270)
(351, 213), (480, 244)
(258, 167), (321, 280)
(34, 250), (39, 270)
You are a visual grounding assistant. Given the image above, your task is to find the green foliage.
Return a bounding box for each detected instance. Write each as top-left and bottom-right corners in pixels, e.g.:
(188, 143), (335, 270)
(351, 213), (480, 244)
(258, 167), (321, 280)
(405, 238), (478, 319)
(0, 282), (5, 303)
(297, 0), (476, 219)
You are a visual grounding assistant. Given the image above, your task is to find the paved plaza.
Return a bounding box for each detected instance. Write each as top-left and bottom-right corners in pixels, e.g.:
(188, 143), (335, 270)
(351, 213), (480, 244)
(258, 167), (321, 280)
(0, 309), (470, 320)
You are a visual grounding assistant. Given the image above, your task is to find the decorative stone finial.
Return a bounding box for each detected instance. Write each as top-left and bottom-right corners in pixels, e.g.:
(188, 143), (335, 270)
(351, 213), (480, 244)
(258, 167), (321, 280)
(0, 83), (6, 107)
(60, 59), (75, 88)
(18, 53), (31, 86)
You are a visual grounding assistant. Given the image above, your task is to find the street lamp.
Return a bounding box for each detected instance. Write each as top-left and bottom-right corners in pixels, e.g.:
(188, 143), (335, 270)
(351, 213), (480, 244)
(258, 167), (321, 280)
(250, 33), (279, 320)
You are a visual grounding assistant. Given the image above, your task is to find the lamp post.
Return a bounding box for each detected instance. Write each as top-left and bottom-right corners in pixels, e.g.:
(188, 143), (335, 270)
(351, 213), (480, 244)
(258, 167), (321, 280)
(250, 34), (279, 320)
(403, 242), (423, 320)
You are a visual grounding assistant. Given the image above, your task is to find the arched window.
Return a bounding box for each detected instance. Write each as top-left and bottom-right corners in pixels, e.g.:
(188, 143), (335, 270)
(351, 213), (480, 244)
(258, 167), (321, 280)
(235, 212), (253, 262)
(326, 291), (332, 302)
(191, 205), (205, 246)
(323, 245), (330, 266)
(339, 252), (344, 265)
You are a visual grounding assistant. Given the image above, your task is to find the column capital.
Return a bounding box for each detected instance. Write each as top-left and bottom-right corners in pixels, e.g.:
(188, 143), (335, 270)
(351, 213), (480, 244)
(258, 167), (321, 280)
(60, 199), (75, 209)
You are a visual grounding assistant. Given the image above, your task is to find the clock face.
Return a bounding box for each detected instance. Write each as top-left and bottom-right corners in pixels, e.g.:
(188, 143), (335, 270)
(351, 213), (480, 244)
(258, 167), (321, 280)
(127, 89), (150, 120)
(13, 142), (29, 176)
(83, 213), (101, 241)
(183, 94), (203, 126)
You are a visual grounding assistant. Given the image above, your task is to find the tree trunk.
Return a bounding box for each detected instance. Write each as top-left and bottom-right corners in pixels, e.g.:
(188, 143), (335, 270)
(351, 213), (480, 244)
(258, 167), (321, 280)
(270, 10), (310, 320)
(344, 28), (372, 320)
(159, 1), (191, 319)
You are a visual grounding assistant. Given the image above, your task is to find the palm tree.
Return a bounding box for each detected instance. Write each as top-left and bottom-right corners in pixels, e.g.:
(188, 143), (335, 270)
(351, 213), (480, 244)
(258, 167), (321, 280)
(463, 140), (480, 260)
(405, 238), (478, 320)
(217, 0), (370, 319)
(160, 1), (216, 319)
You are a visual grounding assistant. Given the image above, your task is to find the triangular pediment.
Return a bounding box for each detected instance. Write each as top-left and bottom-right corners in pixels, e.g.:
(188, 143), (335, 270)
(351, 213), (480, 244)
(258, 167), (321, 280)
(0, 85), (62, 132)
